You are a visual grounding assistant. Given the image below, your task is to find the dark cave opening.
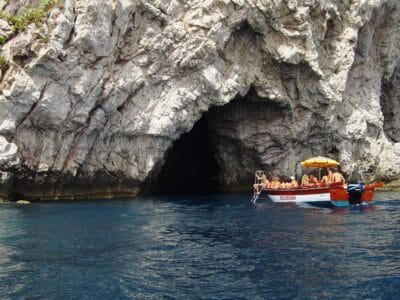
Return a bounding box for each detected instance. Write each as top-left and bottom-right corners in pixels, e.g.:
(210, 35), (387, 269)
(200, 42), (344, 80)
(151, 114), (221, 196)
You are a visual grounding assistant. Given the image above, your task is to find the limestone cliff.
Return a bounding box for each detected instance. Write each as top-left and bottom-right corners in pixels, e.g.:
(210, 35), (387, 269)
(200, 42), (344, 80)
(0, 0), (399, 200)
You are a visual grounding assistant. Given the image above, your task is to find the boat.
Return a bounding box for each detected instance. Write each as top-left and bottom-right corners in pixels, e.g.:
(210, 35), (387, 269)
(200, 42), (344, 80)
(251, 156), (383, 207)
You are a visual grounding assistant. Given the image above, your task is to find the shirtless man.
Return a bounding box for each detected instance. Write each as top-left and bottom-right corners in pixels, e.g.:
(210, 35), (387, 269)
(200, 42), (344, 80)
(320, 175), (329, 185)
(327, 168), (334, 183)
(333, 170), (345, 184)
(320, 168), (334, 185)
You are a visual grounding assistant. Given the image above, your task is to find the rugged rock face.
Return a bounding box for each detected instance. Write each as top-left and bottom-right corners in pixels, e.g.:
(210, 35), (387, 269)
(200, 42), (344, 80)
(0, 0), (399, 200)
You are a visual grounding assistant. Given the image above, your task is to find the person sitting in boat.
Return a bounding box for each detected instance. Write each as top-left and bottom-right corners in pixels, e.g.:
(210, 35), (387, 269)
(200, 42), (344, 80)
(288, 176), (299, 189)
(284, 177), (291, 189)
(300, 174), (310, 186)
(279, 178), (287, 189)
(320, 168), (334, 185)
(327, 168), (334, 183)
(263, 176), (271, 189)
(253, 174), (270, 193)
(309, 174), (319, 186)
(332, 169), (346, 184)
(270, 177), (281, 189)
(320, 175), (329, 185)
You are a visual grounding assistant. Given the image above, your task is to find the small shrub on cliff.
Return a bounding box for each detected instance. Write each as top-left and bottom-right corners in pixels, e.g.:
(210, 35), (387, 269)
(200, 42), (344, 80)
(0, 35), (5, 44)
(0, 55), (8, 72)
(42, 0), (59, 9)
(0, 0), (61, 32)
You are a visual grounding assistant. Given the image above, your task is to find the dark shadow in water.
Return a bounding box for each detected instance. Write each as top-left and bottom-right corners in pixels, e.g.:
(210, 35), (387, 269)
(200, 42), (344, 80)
(150, 114), (221, 195)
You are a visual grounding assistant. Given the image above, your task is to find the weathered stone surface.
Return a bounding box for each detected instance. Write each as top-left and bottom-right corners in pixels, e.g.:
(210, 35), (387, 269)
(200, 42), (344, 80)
(0, 0), (399, 199)
(0, 136), (18, 166)
(0, 136), (17, 198)
(0, 170), (13, 198)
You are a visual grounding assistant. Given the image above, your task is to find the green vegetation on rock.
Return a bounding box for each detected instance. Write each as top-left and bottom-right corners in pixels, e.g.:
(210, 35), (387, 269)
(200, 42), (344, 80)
(0, 55), (8, 72)
(0, 0), (60, 32)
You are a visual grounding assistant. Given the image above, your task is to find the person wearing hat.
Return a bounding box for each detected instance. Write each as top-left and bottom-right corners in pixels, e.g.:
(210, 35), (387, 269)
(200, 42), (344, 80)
(288, 176), (299, 189)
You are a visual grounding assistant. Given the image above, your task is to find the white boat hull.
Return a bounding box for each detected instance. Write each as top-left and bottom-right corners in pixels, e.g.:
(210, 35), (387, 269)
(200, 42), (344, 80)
(267, 192), (331, 203)
(259, 186), (332, 204)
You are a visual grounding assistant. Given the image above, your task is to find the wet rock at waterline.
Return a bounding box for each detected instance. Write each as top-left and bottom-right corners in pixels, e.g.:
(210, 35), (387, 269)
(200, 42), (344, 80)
(0, 0), (399, 200)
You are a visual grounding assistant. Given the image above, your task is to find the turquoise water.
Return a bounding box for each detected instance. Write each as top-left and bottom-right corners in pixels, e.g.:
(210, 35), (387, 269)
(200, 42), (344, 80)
(0, 191), (399, 299)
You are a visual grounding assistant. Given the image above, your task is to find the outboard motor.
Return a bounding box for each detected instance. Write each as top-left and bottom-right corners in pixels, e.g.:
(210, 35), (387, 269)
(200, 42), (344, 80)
(347, 183), (365, 205)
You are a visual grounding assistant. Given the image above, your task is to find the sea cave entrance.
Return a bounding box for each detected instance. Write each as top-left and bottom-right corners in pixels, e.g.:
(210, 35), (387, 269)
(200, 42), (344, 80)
(151, 113), (221, 196)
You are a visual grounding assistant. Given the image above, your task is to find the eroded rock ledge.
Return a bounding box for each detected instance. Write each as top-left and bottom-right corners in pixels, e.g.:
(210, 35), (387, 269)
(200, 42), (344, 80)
(0, 0), (399, 200)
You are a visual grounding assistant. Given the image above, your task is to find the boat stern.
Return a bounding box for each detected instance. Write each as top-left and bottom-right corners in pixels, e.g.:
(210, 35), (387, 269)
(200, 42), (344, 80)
(329, 184), (349, 207)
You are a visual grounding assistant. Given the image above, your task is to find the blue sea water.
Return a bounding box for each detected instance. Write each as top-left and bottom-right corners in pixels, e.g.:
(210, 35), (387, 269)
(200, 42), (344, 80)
(0, 191), (400, 299)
